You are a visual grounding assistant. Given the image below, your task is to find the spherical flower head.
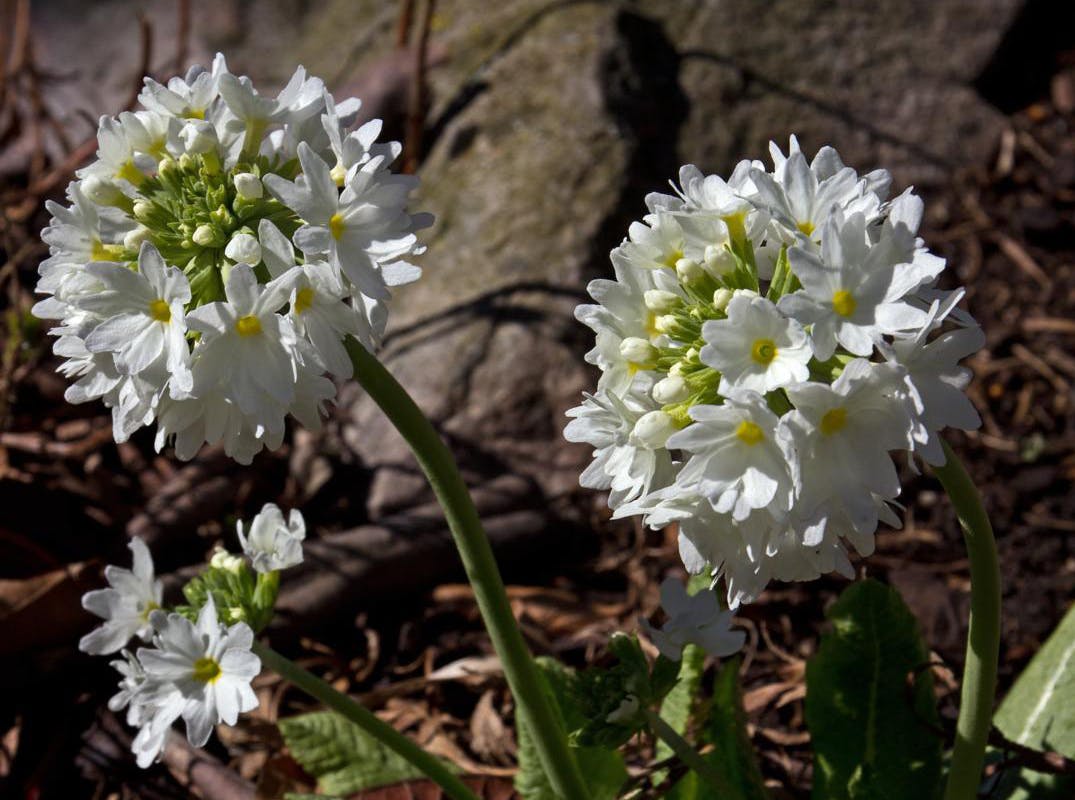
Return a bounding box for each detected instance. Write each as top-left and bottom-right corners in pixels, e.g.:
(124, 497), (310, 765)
(138, 596), (261, 747)
(568, 137), (984, 605)
(80, 537), (163, 655)
(237, 502), (306, 573)
(33, 56), (430, 463)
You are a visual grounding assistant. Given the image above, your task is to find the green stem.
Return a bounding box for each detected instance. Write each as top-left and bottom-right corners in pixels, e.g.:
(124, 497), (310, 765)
(934, 440), (1001, 800)
(643, 707), (730, 793)
(345, 339), (590, 800)
(252, 641), (479, 800)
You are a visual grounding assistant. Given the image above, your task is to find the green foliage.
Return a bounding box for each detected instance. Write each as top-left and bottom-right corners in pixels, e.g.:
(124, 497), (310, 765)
(570, 633), (679, 748)
(992, 600), (1075, 799)
(178, 562), (278, 631)
(278, 711), (426, 795)
(805, 579), (942, 800)
(663, 656), (769, 800)
(514, 657), (628, 800)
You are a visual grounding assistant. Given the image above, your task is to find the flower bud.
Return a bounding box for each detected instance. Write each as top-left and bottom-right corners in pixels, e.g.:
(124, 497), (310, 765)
(233, 172), (263, 200)
(210, 548), (244, 573)
(631, 410), (677, 449)
(675, 257), (704, 284)
(178, 153), (196, 172)
(133, 200), (154, 221)
(179, 120), (218, 155)
(712, 288), (733, 310)
(653, 374), (690, 404)
(644, 289), (680, 314)
(192, 224), (219, 247)
(619, 336), (657, 366)
(654, 314), (679, 335)
(704, 244), (735, 276)
(225, 232), (262, 265)
(123, 225), (152, 250)
(157, 156), (177, 176)
(82, 176), (126, 207)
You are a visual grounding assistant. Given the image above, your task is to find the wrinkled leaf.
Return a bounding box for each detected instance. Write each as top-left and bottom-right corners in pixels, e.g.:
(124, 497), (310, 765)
(514, 657), (627, 800)
(805, 579), (942, 800)
(279, 711), (428, 795)
(992, 600), (1075, 798)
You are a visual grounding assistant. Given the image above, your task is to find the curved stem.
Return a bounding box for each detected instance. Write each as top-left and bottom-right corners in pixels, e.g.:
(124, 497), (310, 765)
(642, 707), (730, 793)
(345, 339), (590, 800)
(934, 440), (1001, 800)
(253, 641), (479, 800)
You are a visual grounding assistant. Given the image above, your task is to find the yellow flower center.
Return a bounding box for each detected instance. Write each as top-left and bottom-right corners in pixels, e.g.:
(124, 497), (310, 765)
(328, 212), (346, 240)
(185, 107), (206, 120)
(192, 656), (222, 684)
(735, 419), (764, 446)
(235, 315), (262, 337)
(820, 407), (848, 435)
(115, 159), (145, 186)
(138, 600), (160, 622)
(148, 299), (171, 322)
(796, 220), (815, 237)
(751, 338), (777, 365)
(330, 163), (347, 187)
(663, 249), (684, 269)
(90, 239), (112, 261)
(294, 286), (315, 315)
(832, 290), (856, 318)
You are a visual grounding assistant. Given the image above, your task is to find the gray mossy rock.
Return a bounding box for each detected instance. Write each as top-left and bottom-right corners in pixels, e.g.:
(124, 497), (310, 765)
(338, 3), (688, 517)
(653, 0), (1018, 190)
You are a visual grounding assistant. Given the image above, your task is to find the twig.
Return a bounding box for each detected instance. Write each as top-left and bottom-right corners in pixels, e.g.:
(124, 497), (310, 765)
(402, 0), (435, 174)
(125, 13), (153, 112)
(396, 0), (415, 48)
(174, 0), (191, 76)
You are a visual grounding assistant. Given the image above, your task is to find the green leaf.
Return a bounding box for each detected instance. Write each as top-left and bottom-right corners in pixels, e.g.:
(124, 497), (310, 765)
(992, 600), (1075, 799)
(657, 644), (705, 795)
(515, 657), (628, 800)
(805, 579), (942, 800)
(278, 711), (426, 795)
(664, 656), (769, 800)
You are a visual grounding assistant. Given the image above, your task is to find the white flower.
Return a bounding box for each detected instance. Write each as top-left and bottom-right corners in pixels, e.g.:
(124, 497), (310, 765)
(237, 503), (306, 573)
(264, 143), (423, 300)
(883, 295), (985, 465)
(779, 210), (936, 359)
(782, 359), (914, 541)
(288, 263), (367, 377)
(565, 385), (677, 509)
(668, 391), (796, 520)
(642, 577), (745, 659)
(700, 293), (812, 394)
(139, 597), (261, 748)
(186, 264), (299, 421)
(78, 242), (193, 394)
(107, 650), (185, 768)
(80, 537), (162, 655)
(224, 232), (262, 265)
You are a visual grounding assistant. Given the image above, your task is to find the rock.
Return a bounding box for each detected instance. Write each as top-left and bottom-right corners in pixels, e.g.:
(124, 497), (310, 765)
(336, 3), (687, 518)
(654, 0), (1019, 191)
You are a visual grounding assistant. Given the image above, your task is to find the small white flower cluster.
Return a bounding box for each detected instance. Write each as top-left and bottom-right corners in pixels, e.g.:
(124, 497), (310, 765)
(567, 137), (984, 608)
(80, 504), (306, 767)
(35, 55), (430, 463)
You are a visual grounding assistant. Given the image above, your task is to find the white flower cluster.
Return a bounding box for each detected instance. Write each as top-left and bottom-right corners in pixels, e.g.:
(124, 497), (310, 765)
(567, 137), (984, 608)
(35, 55), (430, 463)
(80, 504), (306, 767)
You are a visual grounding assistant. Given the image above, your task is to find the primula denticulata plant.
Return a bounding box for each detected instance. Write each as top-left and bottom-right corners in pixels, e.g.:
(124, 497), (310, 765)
(44, 56), (1058, 800)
